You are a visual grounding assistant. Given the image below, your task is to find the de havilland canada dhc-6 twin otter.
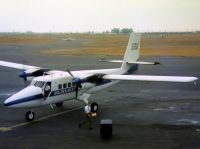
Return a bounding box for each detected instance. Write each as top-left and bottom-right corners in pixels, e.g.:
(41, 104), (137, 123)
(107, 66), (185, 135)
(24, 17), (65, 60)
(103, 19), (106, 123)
(0, 33), (198, 121)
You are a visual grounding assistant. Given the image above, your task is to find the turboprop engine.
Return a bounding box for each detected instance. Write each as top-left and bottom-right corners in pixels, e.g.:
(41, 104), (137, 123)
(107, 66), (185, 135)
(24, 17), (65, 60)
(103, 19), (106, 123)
(19, 68), (50, 81)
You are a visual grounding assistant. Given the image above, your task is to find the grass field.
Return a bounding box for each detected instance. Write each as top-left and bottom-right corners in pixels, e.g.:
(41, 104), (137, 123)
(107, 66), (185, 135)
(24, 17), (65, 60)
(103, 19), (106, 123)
(0, 33), (200, 57)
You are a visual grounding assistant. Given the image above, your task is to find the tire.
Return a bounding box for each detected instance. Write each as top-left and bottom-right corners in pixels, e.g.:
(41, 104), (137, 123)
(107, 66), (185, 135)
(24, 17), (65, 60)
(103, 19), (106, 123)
(55, 102), (63, 107)
(91, 102), (98, 113)
(25, 111), (35, 121)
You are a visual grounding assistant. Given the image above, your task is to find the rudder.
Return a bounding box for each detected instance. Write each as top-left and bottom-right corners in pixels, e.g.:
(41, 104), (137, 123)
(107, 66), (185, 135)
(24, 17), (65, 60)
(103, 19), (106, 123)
(121, 32), (141, 72)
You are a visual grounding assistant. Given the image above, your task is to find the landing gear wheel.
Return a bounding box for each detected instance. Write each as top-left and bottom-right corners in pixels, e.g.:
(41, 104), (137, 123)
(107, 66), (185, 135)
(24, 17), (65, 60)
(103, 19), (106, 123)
(25, 111), (35, 122)
(55, 102), (63, 107)
(90, 102), (98, 113)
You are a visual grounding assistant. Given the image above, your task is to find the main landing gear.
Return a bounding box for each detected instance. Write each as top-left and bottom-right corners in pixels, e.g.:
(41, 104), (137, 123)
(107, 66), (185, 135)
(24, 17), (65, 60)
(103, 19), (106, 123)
(90, 102), (98, 113)
(77, 93), (99, 113)
(25, 111), (35, 121)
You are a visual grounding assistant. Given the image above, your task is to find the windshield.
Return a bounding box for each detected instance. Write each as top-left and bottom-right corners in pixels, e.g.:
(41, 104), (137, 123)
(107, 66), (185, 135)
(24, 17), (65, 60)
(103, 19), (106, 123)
(34, 81), (45, 88)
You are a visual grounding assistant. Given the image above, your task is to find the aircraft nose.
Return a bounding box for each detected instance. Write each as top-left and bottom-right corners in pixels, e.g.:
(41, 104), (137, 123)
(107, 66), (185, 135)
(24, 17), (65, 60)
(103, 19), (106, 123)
(4, 86), (43, 107)
(4, 99), (10, 106)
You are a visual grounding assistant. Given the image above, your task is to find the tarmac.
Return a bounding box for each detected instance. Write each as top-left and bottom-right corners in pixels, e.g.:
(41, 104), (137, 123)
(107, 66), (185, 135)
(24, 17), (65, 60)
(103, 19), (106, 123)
(0, 41), (200, 149)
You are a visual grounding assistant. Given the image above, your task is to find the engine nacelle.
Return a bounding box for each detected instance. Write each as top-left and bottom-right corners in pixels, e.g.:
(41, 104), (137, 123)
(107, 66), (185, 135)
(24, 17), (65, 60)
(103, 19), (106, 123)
(19, 69), (50, 81)
(72, 77), (82, 85)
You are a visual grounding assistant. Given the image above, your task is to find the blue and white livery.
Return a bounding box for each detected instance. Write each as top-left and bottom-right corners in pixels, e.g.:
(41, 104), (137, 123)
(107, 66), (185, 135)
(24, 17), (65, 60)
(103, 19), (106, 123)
(0, 33), (198, 121)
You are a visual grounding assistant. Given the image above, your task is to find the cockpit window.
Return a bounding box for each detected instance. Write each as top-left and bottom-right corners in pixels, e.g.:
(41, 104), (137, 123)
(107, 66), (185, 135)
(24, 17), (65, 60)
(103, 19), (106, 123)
(34, 81), (45, 88)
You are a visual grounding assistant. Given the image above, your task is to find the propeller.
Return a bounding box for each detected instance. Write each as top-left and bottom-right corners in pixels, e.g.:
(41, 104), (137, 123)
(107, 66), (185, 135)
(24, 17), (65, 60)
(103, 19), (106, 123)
(66, 69), (75, 78)
(19, 71), (28, 81)
(19, 68), (51, 82)
(22, 63), (28, 82)
(66, 69), (82, 99)
(66, 69), (105, 99)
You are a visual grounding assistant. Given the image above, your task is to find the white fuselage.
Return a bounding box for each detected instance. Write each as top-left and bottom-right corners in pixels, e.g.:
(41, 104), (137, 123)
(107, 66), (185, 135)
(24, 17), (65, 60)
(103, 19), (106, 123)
(4, 67), (128, 108)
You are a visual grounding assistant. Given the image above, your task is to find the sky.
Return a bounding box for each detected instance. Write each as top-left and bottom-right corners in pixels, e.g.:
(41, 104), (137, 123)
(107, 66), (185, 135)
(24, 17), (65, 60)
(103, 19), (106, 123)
(0, 0), (199, 32)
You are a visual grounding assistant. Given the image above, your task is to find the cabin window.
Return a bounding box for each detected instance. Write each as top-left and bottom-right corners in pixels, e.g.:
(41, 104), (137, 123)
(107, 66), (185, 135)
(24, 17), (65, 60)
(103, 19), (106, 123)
(58, 84), (62, 89)
(72, 82), (76, 87)
(63, 83), (67, 88)
(31, 80), (36, 86)
(68, 82), (71, 87)
(34, 81), (45, 88)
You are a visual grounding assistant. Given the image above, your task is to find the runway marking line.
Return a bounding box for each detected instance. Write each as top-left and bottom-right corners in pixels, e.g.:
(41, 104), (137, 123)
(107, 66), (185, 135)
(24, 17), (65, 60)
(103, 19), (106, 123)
(0, 106), (82, 132)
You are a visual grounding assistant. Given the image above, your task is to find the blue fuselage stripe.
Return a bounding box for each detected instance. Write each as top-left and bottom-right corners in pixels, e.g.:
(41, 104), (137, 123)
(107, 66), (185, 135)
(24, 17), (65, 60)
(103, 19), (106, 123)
(4, 88), (77, 106)
(4, 94), (43, 106)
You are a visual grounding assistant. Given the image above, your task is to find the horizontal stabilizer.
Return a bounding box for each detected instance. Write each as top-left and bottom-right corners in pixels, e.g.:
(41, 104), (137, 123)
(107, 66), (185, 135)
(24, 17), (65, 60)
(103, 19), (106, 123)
(103, 74), (198, 83)
(127, 61), (160, 65)
(99, 59), (160, 65)
(99, 59), (123, 63)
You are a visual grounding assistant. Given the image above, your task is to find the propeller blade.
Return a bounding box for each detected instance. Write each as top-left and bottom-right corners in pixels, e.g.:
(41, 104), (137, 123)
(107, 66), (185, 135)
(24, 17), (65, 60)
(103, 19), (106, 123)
(66, 69), (82, 98)
(75, 85), (78, 99)
(66, 69), (75, 78)
(23, 77), (27, 82)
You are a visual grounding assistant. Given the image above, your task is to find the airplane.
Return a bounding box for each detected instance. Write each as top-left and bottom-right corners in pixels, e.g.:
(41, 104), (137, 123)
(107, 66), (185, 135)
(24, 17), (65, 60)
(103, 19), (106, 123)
(0, 33), (198, 122)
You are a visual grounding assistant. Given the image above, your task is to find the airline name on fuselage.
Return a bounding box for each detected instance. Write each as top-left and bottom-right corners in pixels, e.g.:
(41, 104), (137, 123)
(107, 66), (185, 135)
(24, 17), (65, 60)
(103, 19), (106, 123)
(52, 87), (76, 96)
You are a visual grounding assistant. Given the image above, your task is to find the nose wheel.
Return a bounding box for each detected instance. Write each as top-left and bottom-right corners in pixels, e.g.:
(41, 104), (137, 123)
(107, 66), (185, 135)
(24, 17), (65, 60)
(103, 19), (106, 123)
(25, 111), (35, 121)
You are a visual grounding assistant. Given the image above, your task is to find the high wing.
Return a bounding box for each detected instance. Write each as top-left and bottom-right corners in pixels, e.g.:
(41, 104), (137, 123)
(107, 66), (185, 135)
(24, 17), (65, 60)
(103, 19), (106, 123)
(0, 61), (54, 81)
(103, 74), (198, 83)
(0, 61), (40, 70)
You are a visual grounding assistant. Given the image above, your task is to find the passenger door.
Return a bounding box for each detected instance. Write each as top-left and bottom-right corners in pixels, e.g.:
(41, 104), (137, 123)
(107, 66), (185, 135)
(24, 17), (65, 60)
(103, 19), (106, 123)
(43, 82), (52, 100)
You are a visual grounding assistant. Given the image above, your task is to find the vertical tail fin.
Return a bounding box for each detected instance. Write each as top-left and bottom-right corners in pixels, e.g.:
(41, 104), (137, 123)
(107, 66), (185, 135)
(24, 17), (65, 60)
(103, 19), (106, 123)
(121, 32), (141, 72)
